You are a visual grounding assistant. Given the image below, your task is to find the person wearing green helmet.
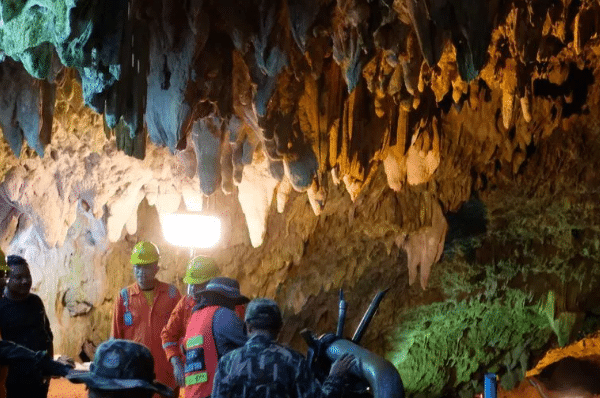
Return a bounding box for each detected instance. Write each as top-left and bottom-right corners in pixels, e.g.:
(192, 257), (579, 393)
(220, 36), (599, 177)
(160, 256), (220, 388)
(111, 241), (181, 398)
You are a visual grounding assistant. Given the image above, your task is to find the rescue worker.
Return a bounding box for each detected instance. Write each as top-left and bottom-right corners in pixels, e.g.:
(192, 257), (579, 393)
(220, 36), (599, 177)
(111, 241), (181, 397)
(161, 256), (247, 387)
(67, 339), (175, 398)
(212, 298), (356, 398)
(0, 255), (54, 398)
(182, 277), (249, 398)
(161, 256), (219, 387)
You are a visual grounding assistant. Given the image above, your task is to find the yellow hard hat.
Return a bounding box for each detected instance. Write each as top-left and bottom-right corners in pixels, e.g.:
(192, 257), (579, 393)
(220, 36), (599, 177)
(183, 256), (220, 285)
(0, 248), (7, 272)
(130, 241), (160, 265)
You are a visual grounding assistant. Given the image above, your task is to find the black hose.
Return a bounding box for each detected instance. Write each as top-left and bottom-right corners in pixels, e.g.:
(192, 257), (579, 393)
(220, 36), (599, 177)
(351, 289), (388, 344)
(337, 289), (347, 338)
(326, 339), (404, 398)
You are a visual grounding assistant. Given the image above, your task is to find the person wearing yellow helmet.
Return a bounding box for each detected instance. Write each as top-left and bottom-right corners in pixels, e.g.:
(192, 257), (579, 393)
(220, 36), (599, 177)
(160, 256), (220, 388)
(111, 241), (182, 398)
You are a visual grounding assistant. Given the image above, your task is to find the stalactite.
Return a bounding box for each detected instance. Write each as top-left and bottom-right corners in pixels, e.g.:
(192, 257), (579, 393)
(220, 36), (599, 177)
(191, 115), (223, 196)
(3, 0), (600, 273)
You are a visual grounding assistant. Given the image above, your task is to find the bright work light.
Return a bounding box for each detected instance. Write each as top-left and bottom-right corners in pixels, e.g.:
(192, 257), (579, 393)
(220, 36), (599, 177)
(160, 213), (221, 248)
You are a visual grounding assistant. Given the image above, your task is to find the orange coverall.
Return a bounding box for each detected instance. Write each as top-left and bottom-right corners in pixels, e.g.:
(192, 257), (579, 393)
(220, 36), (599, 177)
(161, 295), (245, 362)
(112, 281), (181, 395)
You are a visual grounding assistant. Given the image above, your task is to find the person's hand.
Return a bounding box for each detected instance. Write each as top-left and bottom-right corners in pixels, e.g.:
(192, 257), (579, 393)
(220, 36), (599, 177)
(328, 353), (357, 379)
(171, 356), (185, 387)
(56, 355), (75, 369)
(39, 353), (73, 378)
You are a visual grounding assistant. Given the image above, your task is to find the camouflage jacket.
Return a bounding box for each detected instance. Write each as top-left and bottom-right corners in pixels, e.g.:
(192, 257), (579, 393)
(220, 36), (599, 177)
(212, 333), (345, 398)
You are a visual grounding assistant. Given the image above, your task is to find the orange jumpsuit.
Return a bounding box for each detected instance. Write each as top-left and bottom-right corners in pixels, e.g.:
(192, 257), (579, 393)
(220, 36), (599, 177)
(161, 295), (245, 362)
(112, 281), (181, 395)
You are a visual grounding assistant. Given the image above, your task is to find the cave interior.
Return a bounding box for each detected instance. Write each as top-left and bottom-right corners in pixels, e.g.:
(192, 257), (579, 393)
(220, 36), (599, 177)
(2, 0), (600, 396)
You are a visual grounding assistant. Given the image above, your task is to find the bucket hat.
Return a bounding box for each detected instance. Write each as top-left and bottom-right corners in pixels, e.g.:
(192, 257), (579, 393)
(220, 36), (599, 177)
(67, 339), (174, 397)
(197, 277), (249, 305)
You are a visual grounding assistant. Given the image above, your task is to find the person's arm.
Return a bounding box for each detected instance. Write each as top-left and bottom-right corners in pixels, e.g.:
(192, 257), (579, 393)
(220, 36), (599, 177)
(295, 358), (324, 398)
(211, 356), (227, 398)
(0, 340), (38, 365)
(295, 354), (355, 398)
(0, 341), (71, 376)
(36, 295), (53, 357)
(160, 296), (186, 361)
(161, 296), (188, 387)
(111, 292), (124, 339)
(44, 315), (53, 358)
(320, 354), (356, 398)
(213, 308), (247, 358)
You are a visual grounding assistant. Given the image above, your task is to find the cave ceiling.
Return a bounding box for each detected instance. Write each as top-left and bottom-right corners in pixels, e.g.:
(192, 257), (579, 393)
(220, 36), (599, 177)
(0, 0), (600, 289)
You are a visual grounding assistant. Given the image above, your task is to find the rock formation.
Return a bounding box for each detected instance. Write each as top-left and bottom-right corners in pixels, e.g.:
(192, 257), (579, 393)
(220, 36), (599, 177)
(3, 0), (600, 395)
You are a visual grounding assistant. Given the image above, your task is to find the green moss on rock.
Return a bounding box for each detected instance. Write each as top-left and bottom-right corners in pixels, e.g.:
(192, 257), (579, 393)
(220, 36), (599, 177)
(387, 289), (551, 397)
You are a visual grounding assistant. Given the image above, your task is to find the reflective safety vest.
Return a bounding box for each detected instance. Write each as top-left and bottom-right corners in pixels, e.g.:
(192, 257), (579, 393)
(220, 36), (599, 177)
(183, 306), (219, 398)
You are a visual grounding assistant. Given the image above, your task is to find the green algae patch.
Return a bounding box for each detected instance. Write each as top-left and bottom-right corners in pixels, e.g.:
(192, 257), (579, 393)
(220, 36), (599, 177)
(387, 289), (552, 397)
(0, 0), (72, 78)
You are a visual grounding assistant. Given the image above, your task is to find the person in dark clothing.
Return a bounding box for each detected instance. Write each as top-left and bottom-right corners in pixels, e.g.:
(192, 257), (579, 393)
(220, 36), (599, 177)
(190, 278), (248, 357)
(0, 340), (71, 374)
(182, 277), (249, 398)
(212, 298), (356, 398)
(0, 255), (54, 398)
(0, 340), (73, 398)
(0, 340), (69, 372)
(67, 339), (174, 398)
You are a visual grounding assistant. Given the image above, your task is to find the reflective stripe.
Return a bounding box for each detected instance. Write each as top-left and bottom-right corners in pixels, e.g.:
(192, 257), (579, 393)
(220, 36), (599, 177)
(186, 335), (204, 349)
(162, 342), (177, 349)
(185, 372), (208, 386)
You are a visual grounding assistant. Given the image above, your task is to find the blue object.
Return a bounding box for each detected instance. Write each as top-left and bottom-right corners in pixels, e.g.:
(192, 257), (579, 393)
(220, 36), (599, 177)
(120, 288), (133, 326)
(124, 311), (133, 326)
(484, 373), (497, 398)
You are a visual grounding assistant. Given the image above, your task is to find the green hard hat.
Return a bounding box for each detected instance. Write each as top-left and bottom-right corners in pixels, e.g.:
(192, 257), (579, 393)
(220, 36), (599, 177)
(130, 241), (160, 265)
(183, 256), (219, 285)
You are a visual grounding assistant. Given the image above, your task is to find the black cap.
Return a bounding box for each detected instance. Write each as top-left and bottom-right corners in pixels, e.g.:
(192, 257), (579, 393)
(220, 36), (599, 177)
(245, 298), (282, 330)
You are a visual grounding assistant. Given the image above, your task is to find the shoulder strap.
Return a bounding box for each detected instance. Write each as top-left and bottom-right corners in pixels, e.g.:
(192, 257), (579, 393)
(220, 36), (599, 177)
(120, 288), (129, 310)
(168, 284), (178, 299)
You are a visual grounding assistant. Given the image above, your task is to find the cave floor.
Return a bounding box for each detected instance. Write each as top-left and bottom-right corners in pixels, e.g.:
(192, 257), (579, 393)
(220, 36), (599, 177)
(48, 378), (186, 397)
(48, 378), (85, 398)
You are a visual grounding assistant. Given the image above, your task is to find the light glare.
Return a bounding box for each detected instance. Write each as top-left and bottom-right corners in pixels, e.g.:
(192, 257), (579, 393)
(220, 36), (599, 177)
(161, 214), (221, 248)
